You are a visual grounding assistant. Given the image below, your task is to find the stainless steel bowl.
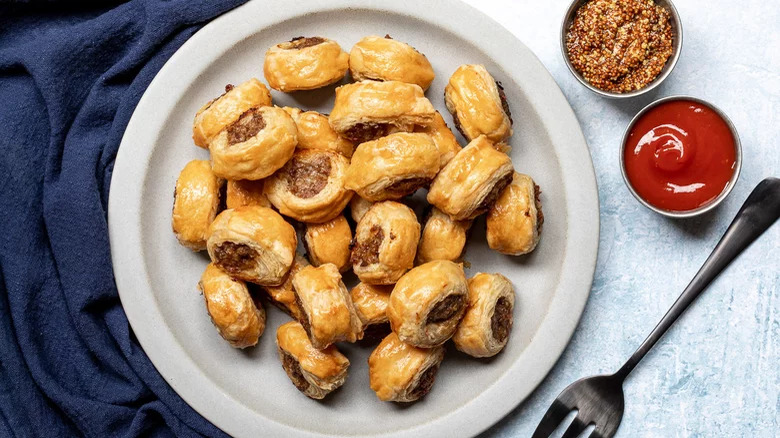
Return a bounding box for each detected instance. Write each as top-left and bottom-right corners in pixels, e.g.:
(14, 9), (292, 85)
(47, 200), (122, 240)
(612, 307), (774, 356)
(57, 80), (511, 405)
(619, 95), (742, 218)
(560, 0), (683, 99)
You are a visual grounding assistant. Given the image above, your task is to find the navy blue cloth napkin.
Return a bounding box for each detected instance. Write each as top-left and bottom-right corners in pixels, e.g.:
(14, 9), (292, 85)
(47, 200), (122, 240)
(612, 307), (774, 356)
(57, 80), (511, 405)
(0, 1), (247, 436)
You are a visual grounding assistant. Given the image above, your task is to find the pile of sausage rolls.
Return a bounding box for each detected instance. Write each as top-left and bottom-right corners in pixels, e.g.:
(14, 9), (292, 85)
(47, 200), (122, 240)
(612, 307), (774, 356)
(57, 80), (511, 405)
(171, 34), (544, 402)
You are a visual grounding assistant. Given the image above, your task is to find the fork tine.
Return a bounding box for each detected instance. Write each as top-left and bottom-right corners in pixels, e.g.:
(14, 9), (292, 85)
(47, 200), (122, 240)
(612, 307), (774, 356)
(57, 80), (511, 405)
(560, 416), (587, 438)
(587, 430), (604, 438)
(531, 400), (573, 438)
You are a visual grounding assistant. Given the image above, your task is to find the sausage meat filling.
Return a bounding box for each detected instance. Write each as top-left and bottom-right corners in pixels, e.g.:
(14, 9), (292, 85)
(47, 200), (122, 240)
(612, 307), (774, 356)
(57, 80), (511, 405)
(534, 183), (544, 233)
(475, 172), (513, 215)
(287, 155), (332, 199)
(409, 364), (439, 400)
(427, 294), (466, 324)
(491, 297), (512, 343)
(281, 350), (310, 393)
(385, 177), (430, 198)
(495, 80), (513, 124)
(343, 123), (389, 143)
(227, 108), (266, 145)
(214, 242), (257, 273)
(286, 36), (326, 49)
(350, 225), (384, 267)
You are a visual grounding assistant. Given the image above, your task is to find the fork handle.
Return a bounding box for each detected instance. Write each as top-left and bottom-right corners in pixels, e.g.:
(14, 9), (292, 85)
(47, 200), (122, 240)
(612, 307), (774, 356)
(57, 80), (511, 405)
(614, 177), (780, 381)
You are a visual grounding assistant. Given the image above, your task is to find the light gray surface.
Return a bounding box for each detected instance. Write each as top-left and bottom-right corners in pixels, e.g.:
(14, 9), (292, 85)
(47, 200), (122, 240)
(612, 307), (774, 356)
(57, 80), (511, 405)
(466, 0), (780, 436)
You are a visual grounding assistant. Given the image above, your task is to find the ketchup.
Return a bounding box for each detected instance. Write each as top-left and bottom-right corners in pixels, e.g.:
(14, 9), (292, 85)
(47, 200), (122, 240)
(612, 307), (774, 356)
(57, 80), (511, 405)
(624, 100), (737, 212)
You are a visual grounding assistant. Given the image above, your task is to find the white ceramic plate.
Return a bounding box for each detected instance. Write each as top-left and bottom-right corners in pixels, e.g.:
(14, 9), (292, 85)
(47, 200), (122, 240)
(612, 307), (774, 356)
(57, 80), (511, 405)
(108, 0), (599, 436)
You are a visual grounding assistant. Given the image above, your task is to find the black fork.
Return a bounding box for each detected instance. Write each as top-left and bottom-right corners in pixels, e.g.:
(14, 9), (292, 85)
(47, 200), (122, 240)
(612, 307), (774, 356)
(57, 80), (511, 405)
(532, 177), (780, 438)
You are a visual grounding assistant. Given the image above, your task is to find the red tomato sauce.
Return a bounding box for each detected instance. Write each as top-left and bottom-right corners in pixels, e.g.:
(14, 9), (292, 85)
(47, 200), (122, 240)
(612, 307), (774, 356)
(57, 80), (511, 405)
(624, 100), (737, 212)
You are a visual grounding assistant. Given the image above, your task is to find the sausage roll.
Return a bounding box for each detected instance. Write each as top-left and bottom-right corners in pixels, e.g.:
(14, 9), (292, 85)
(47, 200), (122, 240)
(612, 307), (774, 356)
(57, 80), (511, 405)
(172, 160), (224, 251)
(264, 37), (349, 92)
(283, 107), (355, 158)
(276, 321), (350, 399)
(349, 196), (374, 223)
(427, 135), (514, 220)
(328, 80), (435, 143)
(263, 253), (308, 321)
(345, 132), (440, 201)
(199, 263), (265, 348)
(292, 264), (362, 349)
(417, 111), (461, 169)
(368, 332), (445, 402)
(209, 106), (298, 181)
(417, 208), (471, 263)
(225, 179), (271, 209)
(453, 273), (515, 357)
(348, 35), (435, 90)
(192, 79), (272, 148)
(444, 64), (513, 142)
(350, 201), (420, 285)
(350, 282), (393, 340)
(207, 206), (297, 286)
(387, 260), (468, 348)
(263, 149), (353, 223)
(486, 173), (544, 255)
(304, 215), (352, 272)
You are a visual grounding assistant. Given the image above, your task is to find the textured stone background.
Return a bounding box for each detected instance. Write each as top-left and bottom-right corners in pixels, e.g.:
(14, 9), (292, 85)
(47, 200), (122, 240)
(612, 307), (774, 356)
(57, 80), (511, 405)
(460, 0), (780, 436)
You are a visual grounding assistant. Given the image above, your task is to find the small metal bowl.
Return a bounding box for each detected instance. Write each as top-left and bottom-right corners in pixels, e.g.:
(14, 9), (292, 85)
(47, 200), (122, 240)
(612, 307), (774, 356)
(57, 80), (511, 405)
(619, 95), (742, 218)
(560, 0), (683, 99)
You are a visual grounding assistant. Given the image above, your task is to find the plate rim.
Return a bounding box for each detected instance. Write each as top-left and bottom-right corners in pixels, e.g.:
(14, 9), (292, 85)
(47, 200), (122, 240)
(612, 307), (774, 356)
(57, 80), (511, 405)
(108, 0), (600, 436)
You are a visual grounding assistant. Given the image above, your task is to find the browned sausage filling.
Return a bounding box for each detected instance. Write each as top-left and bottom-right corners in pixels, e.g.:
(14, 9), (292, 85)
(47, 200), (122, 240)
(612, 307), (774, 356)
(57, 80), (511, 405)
(214, 242), (257, 273)
(474, 172), (513, 216)
(286, 155), (332, 199)
(409, 364), (439, 400)
(384, 177), (430, 198)
(294, 292), (312, 337)
(534, 183), (544, 233)
(491, 297), (512, 343)
(427, 293), (466, 324)
(227, 108), (266, 145)
(359, 322), (391, 343)
(495, 80), (513, 125)
(286, 36), (326, 49)
(343, 123), (389, 143)
(350, 225), (384, 267)
(281, 350), (310, 393)
(450, 112), (467, 139)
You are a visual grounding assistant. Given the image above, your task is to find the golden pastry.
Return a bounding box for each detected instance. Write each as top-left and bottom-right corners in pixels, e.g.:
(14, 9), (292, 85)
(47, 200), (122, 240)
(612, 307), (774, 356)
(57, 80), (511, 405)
(262, 253), (308, 321)
(387, 260), (468, 348)
(209, 106), (297, 181)
(350, 282), (393, 340)
(368, 332), (445, 402)
(225, 179), (271, 209)
(328, 80), (435, 143)
(206, 206), (297, 286)
(444, 64), (512, 142)
(264, 37), (349, 92)
(304, 215), (352, 272)
(453, 273), (515, 357)
(417, 208), (471, 263)
(276, 321), (349, 399)
(292, 264), (362, 349)
(486, 173), (544, 255)
(345, 132), (440, 201)
(172, 160), (224, 251)
(427, 135), (514, 220)
(349, 196), (374, 223)
(348, 35), (435, 90)
(263, 149), (353, 223)
(417, 111), (461, 169)
(283, 107), (355, 158)
(198, 263), (265, 348)
(350, 201), (420, 285)
(192, 78), (272, 148)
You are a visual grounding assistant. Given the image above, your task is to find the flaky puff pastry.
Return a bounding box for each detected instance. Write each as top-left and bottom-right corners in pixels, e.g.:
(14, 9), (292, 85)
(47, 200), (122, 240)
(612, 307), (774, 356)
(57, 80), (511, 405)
(350, 282), (393, 340)
(226, 180), (271, 209)
(368, 333), (445, 402)
(264, 37), (349, 92)
(210, 106), (297, 181)
(349, 35), (435, 90)
(445, 64), (513, 142)
(192, 79), (272, 148)
(427, 135), (514, 220)
(263, 149), (353, 223)
(388, 260), (468, 348)
(486, 173), (544, 255)
(349, 196), (374, 223)
(453, 273), (515, 357)
(304, 215), (352, 272)
(207, 206), (297, 286)
(345, 132), (440, 201)
(172, 160), (224, 251)
(417, 208), (472, 263)
(283, 107), (354, 158)
(329, 80), (435, 144)
(350, 201), (420, 285)
(262, 253), (308, 321)
(276, 321), (349, 400)
(292, 264), (362, 349)
(199, 263), (265, 348)
(416, 111), (461, 169)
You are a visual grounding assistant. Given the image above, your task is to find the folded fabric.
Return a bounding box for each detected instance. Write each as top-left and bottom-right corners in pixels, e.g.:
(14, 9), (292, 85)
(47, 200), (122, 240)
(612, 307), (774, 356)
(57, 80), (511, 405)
(0, 1), (245, 436)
